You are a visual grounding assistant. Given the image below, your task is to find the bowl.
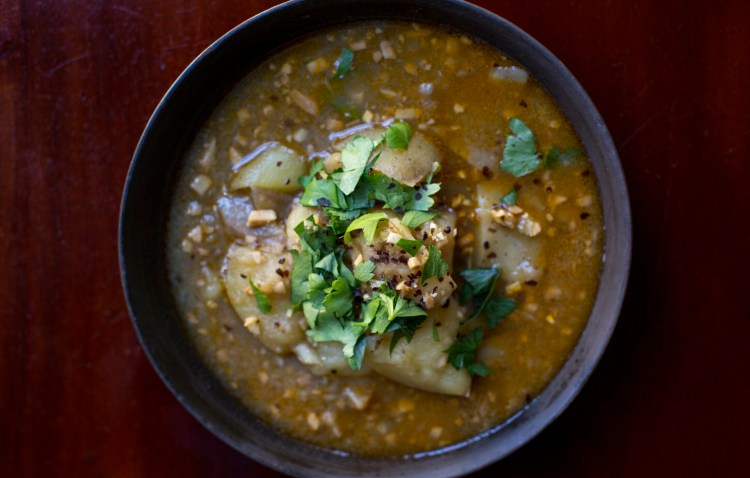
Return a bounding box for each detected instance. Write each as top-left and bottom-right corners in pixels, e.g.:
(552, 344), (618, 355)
(119, 0), (631, 476)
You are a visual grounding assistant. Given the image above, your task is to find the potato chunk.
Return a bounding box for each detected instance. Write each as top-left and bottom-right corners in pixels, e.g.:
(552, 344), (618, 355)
(293, 341), (370, 376)
(473, 182), (543, 282)
(366, 300), (471, 396)
(222, 242), (304, 353)
(332, 125), (441, 186)
(230, 142), (305, 193)
(347, 210), (457, 309)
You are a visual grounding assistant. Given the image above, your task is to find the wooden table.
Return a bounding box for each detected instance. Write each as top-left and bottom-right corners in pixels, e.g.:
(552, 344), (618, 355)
(3, 1), (749, 476)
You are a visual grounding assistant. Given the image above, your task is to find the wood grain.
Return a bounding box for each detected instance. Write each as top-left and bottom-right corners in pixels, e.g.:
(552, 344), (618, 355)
(2, 0), (749, 476)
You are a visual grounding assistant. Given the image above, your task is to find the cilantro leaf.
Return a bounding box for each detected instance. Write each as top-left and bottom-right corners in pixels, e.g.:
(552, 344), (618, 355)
(323, 277), (353, 317)
(484, 296), (517, 329)
(501, 117), (540, 177)
(298, 159), (324, 187)
(405, 183), (441, 211)
(306, 314), (363, 359)
(338, 261), (356, 288)
(314, 252), (339, 277)
(421, 244), (448, 284)
(432, 322), (440, 342)
(401, 210), (439, 228)
(334, 48), (354, 79)
(444, 327), (489, 376)
(353, 261), (375, 282)
(293, 217), (336, 254)
(385, 121), (413, 149)
(343, 211), (389, 243)
(300, 178), (345, 209)
(290, 250), (313, 305)
(248, 277), (272, 313)
(459, 268), (498, 303)
(501, 188), (517, 206)
(396, 238), (423, 256)
(348, 336), (367, 370)
(467, 362), (491, 377)
(337, 136), (375, 195)
(388, 314), (428, 353)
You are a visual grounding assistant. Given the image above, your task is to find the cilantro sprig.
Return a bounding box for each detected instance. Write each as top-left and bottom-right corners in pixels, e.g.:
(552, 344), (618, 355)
(248, 277), (272, 313)
(444, 328), (491, 377)
(458, 267), (517, 327)
(500, 117), (585, 177)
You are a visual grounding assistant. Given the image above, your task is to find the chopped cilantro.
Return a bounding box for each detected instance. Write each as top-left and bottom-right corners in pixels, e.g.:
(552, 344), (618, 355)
(401, 210), (439, 228)
(353, 261), (375, 282)
(459, 268), (498, 301)
(289, 250), (313, 305)
(421, 244), (448, 284)
(334, 48), (354, 79)
(458, 267), (517, 327)
(343, 212), (389, 244)
(384, 121), (413, 149)
(444, 327), (490, 376)
(348, 336), (367, 370)
(501, 117), (540, 177)
(298, 159), (324, 188)
(314, 252), (339, 277)
(293, 217), (336, 254)
(248, 277), (272, 313)
(432, 322), (440, 342)
(323, 277), (354, 317)
(501, 188), (517, 206)
(338, 136), (376, 195)
(396, 238), (423, 256)
(483, 296), (517, 329)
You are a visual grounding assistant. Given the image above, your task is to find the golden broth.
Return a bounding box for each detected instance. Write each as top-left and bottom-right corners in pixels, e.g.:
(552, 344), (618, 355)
(167, 21), (602, 455)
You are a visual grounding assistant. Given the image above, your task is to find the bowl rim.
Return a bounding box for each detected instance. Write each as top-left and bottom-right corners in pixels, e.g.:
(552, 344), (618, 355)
(119, 0), (632, 476)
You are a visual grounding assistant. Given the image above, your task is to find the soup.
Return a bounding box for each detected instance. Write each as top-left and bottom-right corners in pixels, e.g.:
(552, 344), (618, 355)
(167, 21), (602, 456)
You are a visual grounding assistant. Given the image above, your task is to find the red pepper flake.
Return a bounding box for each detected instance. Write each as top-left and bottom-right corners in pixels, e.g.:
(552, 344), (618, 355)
(580, 212), (590, 220)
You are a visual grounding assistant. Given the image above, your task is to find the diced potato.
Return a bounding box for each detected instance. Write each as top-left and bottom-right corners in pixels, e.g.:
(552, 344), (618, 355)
(293, 341), (370, 376)
(473, 182), (543, 283)
(347, 210), (457, 309)
(230, 142), (305, 193)
(366, 300), (471, 396)
(222, 242), (304, 353)
(285, 200), (324, 250)
(332, 125), (441, 186)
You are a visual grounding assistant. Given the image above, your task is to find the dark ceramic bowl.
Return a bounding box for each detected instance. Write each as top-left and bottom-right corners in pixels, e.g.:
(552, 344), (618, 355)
(119, 0), (631, 476)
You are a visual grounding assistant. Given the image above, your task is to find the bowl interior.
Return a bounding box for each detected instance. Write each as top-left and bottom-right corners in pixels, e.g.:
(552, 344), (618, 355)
(119, 1), (631, 476)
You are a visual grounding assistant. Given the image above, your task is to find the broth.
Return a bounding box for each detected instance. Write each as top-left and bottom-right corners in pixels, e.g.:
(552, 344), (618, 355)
(167, 21), (602, 455)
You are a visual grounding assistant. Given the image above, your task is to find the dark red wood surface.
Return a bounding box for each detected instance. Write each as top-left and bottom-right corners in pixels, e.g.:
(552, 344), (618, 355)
(2, 0), (749, 476)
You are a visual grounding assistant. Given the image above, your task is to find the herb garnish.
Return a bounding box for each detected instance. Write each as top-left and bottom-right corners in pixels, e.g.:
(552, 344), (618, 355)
(334, 48), (354, 79)
(458, 267), (517, 327)
(401, 210), (439, 228)
(500, 118), (540, 177)
(500, 188), (517, 206)
(384, 121), (413, 149)
(500, 117), (584, 177)
(444, 328), (491, 376)
(422, 244), (448, 284)
(353, 261), (375, 282)
(248, 277), (272, 313)
(396, 238), (423, 256)
(290, 125), (442, 370)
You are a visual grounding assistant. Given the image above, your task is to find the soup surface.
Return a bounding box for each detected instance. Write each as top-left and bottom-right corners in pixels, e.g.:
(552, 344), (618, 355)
(167, 21), (602, 456)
